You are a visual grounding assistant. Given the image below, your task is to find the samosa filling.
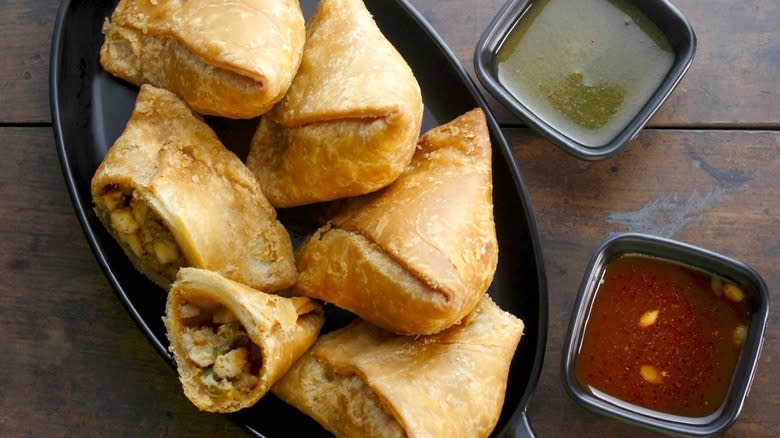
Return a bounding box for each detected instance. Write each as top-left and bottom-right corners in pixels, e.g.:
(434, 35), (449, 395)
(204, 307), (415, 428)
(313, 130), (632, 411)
(179, 302), (262, 398)
(98, 186), (183, 281)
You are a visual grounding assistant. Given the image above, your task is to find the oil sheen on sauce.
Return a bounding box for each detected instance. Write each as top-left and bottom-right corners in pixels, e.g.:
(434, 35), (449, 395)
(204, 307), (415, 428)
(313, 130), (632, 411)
(497, 0), (675, 146)
(576, 255), (750, 417)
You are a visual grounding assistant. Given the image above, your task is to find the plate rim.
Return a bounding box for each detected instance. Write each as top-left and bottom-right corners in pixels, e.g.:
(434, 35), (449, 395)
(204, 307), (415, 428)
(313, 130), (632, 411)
(49, 0), (549, 435)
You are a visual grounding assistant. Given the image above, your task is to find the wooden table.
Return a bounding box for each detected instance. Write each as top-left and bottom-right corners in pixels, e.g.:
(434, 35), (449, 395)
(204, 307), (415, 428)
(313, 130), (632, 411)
(2, 0), (777, 436)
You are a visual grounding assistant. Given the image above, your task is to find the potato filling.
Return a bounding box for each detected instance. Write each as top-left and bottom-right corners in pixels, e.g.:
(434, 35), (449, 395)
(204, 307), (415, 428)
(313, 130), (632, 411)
(98, 186), (184, 281)
(179, 302), (262, 398)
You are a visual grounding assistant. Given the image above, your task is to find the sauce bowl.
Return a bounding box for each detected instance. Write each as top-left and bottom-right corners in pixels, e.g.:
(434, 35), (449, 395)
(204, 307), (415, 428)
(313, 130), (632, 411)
(474, 0), (696, 160)
(561, 233), (769, 436)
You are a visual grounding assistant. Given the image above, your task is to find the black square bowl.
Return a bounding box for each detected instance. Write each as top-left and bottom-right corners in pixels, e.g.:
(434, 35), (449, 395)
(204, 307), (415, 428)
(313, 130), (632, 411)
(475, 0), (696, 160)
(561, 233), (769, 436)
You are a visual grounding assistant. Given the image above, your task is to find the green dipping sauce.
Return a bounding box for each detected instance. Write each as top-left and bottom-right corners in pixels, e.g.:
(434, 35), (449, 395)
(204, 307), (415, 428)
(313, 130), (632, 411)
(497, 0), (675, 146)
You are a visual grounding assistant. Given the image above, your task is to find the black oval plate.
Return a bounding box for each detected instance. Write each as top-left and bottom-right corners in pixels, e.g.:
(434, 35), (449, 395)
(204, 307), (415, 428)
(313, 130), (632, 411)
(50, 0), (548, 436)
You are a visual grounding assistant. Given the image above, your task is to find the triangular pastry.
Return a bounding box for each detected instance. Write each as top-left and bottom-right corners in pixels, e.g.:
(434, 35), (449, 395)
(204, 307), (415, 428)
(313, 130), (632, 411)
(294, 108), (498, 335)
(100, 0), (305, 118)
(164, 268), (324, 412)
(272, 296), (524, 437)
(246, 0), (424, 207)
(91, 84), (297, 291)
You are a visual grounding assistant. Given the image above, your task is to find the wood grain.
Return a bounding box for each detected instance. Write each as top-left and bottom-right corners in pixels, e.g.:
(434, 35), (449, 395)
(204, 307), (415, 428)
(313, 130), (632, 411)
(2, 126), (777, 436)
(0, 128), (244, 436)
(0, 0), (59, 124)
(508, 127), (780, 437)
(6, 0), (777, 125)
(409, 0), (780, 127)
(3, 0), (780, 436)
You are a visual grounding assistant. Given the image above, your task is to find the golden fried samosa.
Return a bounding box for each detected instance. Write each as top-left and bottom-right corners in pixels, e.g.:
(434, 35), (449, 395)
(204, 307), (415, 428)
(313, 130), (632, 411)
(91, 84), (297, 290)
(164, 268), (324, 412)
(272, 296), (523, 438)
(100, 0), (305, 118)
(293, 109), (497, 335)
(246, 0), (423, 208)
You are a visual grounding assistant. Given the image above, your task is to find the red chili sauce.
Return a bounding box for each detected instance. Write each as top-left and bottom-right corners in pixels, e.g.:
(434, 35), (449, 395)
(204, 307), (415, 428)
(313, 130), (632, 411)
(575, 255), (750, 417)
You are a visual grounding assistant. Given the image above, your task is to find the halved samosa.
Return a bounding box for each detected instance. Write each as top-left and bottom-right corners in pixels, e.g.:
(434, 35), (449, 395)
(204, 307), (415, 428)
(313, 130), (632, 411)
(246, 0), (423, 207)
(91, 84), (297, 290)
(164, 268), (324, 412)
(294, 108), (497, 335)
(272, 296), (523, 438)
(100, 0), (305, 118)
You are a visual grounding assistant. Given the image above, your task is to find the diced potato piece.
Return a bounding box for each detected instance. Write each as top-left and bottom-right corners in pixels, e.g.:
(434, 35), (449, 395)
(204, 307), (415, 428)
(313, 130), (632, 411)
(140, 227), (153, 245)
(130, 197), (148, 225)
(124, 233), (144, 257)
(154, 239), (180, 265)
(179, 303), (200, 319)
(723, 284), (745, 303)
(234, 372), (259, 391)
(213, 348), (250, 379)
(216, 321), (243, 338)
(182, 327), (219, 367)
(110, 209), (139, 234)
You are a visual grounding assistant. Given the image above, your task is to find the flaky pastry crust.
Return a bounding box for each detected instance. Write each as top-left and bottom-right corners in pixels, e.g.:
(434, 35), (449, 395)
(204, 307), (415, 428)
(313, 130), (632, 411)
(91, 84), (297, 290)
(164, 268), (323, 412)
(272, 296), (524, 438)
(294, 109), (497, 334)
(246, 0), (423, 207)
(100, 0), (305, 118)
